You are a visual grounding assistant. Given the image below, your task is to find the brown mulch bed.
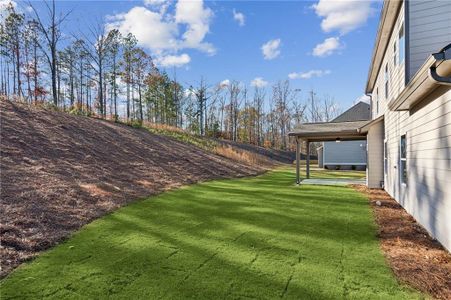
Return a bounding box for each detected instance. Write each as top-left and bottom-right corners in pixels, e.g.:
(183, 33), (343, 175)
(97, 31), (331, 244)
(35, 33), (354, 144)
(0, 100), (269, 278)
(352, 185), (451, 299)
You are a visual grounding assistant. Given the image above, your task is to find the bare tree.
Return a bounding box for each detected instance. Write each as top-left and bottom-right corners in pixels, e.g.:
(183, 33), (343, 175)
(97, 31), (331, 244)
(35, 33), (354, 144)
(29, 0), (71, 105)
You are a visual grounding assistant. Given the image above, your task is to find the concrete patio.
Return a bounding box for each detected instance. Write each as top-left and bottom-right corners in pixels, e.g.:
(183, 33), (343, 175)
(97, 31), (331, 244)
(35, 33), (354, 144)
(299, 178), (366, 186)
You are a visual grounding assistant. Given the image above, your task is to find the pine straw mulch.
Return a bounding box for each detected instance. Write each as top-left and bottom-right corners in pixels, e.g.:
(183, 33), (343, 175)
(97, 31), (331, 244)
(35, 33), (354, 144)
(351, 185), (451, 300)
(0, 100), (269, 278)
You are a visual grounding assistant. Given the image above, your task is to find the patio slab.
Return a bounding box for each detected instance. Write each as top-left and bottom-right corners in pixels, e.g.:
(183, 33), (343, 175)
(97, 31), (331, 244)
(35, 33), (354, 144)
(299, 178), (366, 186)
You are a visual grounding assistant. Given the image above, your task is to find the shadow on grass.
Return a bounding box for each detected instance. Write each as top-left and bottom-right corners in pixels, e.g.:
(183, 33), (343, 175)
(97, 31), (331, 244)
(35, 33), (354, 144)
(1, 168), (421, 299)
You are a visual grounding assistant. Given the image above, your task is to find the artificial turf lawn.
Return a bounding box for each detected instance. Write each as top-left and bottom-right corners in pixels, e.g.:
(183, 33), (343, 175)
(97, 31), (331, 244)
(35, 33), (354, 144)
(1, 168), (422, 299)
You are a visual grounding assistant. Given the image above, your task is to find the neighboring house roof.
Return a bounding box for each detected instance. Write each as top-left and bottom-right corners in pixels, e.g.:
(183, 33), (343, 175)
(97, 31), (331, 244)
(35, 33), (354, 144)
(288, 120), (369, 141)
(332, 102), (371, 122)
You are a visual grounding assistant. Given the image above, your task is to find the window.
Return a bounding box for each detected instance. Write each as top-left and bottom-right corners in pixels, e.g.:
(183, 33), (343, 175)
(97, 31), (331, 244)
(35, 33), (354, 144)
(394, 41), (398, 66)
(384, 64), (389, 99)
(376, 88), (379, 115)
(400, 134), (407, 184)
(399, 23), (405, 63)
(384, 140), (388, 177)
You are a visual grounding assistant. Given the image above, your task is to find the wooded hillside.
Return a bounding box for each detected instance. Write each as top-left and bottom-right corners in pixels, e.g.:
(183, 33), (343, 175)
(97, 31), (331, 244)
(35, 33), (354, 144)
(0, 100), (280, 277)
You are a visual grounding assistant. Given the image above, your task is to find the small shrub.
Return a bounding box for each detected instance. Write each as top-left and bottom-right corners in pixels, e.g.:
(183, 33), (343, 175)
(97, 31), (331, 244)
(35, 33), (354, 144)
(351, 165), (356, 170)
(129, 119), (143, 128)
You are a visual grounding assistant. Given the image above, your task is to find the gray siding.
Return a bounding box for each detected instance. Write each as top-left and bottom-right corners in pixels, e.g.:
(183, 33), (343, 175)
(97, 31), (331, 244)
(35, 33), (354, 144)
(323, 140), (367, 165)
(384, 86), (451, 251)
(407, 0), (451, 81)
(372, 1), (405, 119)
(367, 120), (384, 188)
(318, 146), (324, 168)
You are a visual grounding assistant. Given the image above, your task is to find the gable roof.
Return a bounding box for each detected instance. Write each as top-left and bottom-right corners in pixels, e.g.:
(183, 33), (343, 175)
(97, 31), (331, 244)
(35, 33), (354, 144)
(332, 102), (371, 122)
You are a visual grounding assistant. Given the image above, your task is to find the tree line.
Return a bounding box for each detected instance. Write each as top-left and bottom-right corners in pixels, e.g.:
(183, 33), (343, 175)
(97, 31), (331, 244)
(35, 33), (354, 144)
(0, 1), (341, 150)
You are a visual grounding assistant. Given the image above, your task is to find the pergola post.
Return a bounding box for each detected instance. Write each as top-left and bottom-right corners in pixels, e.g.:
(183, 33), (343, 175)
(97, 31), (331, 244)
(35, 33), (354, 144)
(296, 137), (300, 184)
(306, 141), (310, 179)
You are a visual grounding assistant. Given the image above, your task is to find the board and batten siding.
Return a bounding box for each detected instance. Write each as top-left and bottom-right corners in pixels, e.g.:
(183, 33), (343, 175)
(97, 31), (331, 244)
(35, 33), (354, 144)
(384, 86), (451, 251)
(323, 141), (367, 165)
(407, 0), (451, 82)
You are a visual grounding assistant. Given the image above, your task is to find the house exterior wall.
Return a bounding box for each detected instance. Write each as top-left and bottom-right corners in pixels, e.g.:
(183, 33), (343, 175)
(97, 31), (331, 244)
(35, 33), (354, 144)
(318, 146), (323, 168)
(384, 87), (451, 251)
(407, 0), (451, 82)
(371, 1), (405, 120)
(323, 141), (367, 166)
(369, 0), (451, 250)
(366, 120), (384, 188)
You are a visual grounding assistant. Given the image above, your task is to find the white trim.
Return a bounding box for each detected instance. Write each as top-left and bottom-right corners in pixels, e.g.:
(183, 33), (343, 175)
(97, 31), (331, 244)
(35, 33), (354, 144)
(383, 138), (388, 184)
(399, 133), (407, 186)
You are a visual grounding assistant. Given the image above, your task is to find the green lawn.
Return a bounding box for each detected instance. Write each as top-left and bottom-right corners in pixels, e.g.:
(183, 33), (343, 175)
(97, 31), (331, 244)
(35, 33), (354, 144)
(1, 168), (421, 299)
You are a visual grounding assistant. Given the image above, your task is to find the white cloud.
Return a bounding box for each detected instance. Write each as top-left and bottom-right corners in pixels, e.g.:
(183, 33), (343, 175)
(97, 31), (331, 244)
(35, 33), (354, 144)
(261, 39), (281, 60)
(144, 0), (166, 6)
(251, 77), (268, 88)
(106, 7), (178, 51)
(313, 37), (343, 57)
(288, 70), (331, 80)
(175, 0), (215, 55)
(156, 53), (191, 67)
(106, 0), (215, 68)
(0, 0), (16, 9)
(220, 79), (230, 88)
(233, 9), (245, 26)
(143, 0), (170, 14)
(354, 94), (370, 104)
(0, 0), (17, 21)
(312, 0), (374, 34)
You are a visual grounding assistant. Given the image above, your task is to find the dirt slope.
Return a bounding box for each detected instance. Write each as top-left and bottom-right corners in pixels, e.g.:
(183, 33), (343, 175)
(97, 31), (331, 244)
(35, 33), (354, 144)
(0, 100), (263, 277)
(216, 139), (296, 163)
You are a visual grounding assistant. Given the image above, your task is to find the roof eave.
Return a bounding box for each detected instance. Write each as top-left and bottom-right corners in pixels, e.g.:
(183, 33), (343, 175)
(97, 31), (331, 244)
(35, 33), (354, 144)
(365, 0), (403, 94)
(388, 56), (451, 111)
(358, 115), (384, 133)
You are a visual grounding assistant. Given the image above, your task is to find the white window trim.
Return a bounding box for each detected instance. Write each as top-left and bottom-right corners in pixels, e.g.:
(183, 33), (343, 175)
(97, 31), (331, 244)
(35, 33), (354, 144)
(399, 133), (407, 186)
(383, 139), (388, 176)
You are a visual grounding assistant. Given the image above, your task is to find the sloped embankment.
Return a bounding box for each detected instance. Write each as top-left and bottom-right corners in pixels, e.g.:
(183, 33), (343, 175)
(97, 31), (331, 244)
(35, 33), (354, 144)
(0, 100), (264, 277)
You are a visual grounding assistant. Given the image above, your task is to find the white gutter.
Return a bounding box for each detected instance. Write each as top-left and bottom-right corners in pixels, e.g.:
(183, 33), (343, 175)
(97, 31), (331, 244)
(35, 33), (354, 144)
(387, 55), (451, 111)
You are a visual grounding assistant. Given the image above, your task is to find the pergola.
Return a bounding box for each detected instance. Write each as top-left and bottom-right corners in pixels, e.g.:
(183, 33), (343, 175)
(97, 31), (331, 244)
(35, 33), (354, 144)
(288, 120), (369, 184)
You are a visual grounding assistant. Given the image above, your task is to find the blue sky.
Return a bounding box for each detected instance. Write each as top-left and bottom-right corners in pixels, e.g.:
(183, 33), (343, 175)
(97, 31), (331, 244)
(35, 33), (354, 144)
(17, 0), (382, 109)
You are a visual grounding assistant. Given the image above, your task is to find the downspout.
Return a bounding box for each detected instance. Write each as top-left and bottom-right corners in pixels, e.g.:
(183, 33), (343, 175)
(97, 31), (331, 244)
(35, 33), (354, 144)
(429, 44), (451, 86)
(429, 66), (451, 85)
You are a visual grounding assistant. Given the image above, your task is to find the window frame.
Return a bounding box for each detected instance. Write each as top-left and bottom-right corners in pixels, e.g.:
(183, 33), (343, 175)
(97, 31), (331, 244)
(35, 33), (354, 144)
(375, 87), (379, 115)
(384, 139), (388, 176)
(394, 41), (398, 66)
(384, 63), (389, 100)
(399, 23), (405, 64)
(400, 134), (407, 185)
